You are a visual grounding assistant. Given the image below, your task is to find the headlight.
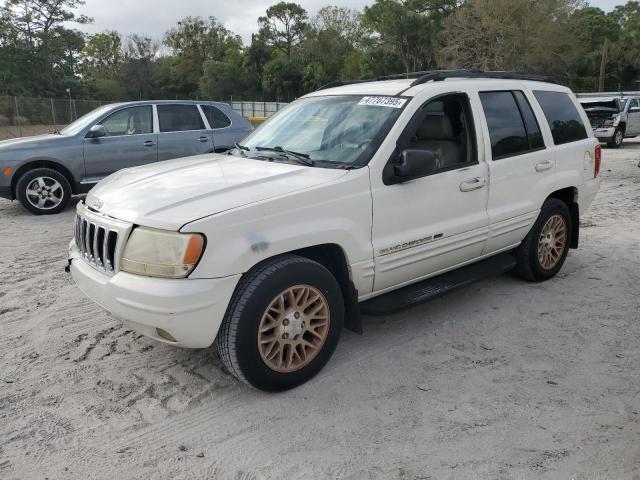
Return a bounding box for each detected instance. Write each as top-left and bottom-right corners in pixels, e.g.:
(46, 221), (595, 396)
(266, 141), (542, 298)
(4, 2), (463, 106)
(604, 114), (619, 127)
(120, 227), (205, 278)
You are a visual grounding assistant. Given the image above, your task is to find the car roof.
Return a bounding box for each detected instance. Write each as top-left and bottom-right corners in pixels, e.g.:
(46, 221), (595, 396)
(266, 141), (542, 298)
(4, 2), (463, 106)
(304, 78), (570, 98)
(104, 100), (231, 109)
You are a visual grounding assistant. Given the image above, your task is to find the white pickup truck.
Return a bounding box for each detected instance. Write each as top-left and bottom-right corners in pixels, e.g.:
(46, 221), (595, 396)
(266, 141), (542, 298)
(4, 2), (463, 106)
(68, 70), (601, 391)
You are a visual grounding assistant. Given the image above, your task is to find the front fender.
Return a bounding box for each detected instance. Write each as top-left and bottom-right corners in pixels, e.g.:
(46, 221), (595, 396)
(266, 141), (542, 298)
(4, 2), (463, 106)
(182, 168), (374, 292)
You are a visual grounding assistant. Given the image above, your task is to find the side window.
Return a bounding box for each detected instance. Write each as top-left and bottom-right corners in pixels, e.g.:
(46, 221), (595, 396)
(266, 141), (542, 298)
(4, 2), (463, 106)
(513, 91), (545, 149)
(100, 106), (152, 136)
(533, 91), (588, 145)
(629, 98), (640, 111)
(479, 91), (529, 159)
(404, 93), (477, 172)
(157, 104), (205, 133)
(201, 105), (232, 129)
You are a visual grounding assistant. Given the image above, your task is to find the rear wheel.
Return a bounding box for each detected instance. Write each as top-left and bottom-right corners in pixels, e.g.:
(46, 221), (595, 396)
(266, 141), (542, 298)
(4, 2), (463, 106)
(216, 255), (344, 391)
(16, 168), (71, 215)
(514, 198), (572, 282)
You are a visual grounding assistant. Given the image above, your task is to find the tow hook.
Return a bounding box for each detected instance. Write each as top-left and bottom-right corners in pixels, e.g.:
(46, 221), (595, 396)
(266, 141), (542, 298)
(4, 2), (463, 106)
(64, 259), (72, 273)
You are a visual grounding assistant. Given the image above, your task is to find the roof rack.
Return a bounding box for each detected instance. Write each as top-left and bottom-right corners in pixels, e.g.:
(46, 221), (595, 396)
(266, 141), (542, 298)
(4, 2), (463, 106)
(409, 70), (556, 87)
(316, 70), (556, 92)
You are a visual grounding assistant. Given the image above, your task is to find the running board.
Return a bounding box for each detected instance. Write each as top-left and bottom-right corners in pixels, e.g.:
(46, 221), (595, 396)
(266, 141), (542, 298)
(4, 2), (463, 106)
(360, 253), (516, 316)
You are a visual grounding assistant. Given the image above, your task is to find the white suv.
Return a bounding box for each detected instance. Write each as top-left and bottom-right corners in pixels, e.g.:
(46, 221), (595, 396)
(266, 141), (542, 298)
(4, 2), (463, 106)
(68, 71), (601, 391)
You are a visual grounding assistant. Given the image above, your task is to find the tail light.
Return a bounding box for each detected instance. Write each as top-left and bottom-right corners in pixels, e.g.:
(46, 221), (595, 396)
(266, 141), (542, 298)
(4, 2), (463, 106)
(594, 144), (601, 177)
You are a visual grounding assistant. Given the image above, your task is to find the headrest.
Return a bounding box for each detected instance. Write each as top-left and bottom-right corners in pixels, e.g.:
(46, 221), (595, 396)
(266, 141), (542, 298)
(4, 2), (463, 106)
(415, 115), (454, 140)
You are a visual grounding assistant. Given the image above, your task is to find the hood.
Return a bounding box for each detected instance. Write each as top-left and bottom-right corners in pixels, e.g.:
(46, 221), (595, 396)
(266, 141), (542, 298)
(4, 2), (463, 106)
(582, 106), (619, 116)
(0, 134), (66, 151)
(87, 154), (349, 230)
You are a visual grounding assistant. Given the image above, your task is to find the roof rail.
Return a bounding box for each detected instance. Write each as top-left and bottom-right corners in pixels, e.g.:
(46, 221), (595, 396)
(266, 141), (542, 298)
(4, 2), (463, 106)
(316, 79), (370, 91)
(409, 70), (556, 87)
(315, 70), (556, 92)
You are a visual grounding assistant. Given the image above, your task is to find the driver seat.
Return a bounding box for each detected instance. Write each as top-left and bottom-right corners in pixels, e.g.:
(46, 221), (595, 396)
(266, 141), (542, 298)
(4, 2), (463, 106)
(411, 115), (461, 169)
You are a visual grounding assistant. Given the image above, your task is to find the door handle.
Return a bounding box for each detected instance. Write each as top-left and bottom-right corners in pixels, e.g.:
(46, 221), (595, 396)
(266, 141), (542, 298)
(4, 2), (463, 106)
(535, 160), (553, 172)
(143, 140), (155, 147)
(459, 177), (486, 192)
(197, 136), (210, 143)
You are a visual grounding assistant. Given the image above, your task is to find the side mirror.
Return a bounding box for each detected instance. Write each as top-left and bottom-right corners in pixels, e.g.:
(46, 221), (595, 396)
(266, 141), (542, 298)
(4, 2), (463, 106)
(87, 125), (107, 138)
(392, 149), (438, 183)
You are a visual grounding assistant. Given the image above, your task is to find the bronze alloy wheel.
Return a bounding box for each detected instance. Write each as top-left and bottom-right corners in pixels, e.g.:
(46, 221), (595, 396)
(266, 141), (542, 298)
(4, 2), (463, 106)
(258, 285), (330, 373)
(537, 214), (567, 270)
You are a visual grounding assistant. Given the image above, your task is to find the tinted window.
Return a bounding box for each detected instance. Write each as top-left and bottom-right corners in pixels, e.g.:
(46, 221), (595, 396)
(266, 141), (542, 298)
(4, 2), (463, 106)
(480, 91), (529, 159)
(630, 98), (640, 109)
(513, 91), (544, 149)
(533, 91), (588, 145)
(157, 104), (205, 132)
(201, 105), (232, 128)
(101, 106), (152, 136)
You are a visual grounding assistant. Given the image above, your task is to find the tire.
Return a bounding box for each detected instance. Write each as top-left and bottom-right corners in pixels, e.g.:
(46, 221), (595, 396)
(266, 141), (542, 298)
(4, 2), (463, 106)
(216, 254), (344, 392)
(608, 127), (624, 148)
(514, 198), (572, 282)
(16, 168), (71, 215)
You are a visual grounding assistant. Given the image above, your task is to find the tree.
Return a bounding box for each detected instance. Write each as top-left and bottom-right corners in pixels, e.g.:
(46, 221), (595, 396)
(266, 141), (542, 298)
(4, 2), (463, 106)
(258, 2), (308, 59)
(164, 16), (242, 98)
(81, 31), (122, 79)
(439, 0), (582, 82)
(0, 0), (91, 95)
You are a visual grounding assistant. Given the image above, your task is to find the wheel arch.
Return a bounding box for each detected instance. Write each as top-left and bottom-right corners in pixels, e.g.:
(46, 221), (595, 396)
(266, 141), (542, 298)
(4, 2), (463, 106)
(242, 243), (363, 334)
(11, 160), (77, 198)
(548, 187), (579, 249)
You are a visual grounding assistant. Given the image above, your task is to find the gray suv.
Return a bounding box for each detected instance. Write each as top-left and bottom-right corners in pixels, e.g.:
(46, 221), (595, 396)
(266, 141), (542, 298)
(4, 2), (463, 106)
(0, 101), (253, 214)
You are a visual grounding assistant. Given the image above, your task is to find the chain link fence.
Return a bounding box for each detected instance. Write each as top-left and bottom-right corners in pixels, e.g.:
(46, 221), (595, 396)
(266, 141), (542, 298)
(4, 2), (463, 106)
(0, 96), (288, 140)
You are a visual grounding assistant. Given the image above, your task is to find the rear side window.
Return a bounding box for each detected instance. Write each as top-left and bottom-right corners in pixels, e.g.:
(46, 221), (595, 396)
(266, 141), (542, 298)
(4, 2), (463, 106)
(201, 105), (232, 129)
(513, 91), (544, 149)
(479, 91), (530, 159)
(157, 104), (205, 132)
(533, 91), (588, 145)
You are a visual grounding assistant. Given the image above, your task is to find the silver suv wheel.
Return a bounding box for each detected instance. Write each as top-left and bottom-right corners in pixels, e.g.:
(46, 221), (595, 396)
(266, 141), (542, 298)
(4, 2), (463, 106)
(25, 176), (65, 210)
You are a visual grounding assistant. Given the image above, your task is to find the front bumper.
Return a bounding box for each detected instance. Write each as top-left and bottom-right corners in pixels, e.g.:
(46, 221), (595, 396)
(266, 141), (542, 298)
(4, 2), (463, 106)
(0, 185), (12, 200)
(592, 127), (616, 141)
(68, 242), (240, 348)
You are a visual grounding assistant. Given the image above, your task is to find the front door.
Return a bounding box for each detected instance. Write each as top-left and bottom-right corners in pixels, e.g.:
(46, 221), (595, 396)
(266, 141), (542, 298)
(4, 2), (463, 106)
(83, 105), (157, 182)
(370, 93), (490, 292)
(156, 104), (214, 161)
(626, 98), (640, 136)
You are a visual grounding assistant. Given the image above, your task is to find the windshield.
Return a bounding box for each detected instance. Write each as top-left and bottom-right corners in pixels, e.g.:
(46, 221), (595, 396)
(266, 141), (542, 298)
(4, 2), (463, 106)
(237, 95), (406, 167)
(59, 105), (114, 136)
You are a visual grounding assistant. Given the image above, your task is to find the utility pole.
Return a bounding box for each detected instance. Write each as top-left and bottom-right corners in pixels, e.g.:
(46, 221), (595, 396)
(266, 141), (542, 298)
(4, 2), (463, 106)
(598, 38), (608, 93)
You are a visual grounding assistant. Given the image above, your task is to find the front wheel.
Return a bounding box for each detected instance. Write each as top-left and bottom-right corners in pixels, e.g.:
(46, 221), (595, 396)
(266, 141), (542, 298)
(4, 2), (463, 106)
(608, 127), (624, 148)
(15, 168), (71, 215)
(216, 255), (344, 391)
(514, 198), (572, 282)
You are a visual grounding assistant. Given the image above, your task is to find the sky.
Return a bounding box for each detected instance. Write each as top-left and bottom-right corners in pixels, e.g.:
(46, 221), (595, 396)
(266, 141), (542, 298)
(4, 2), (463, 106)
(74, 0), (629, 44)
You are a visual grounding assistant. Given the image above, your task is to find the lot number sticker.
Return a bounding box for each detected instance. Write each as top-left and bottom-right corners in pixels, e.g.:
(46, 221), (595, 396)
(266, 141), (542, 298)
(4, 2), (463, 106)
(358, 96), (407, 108)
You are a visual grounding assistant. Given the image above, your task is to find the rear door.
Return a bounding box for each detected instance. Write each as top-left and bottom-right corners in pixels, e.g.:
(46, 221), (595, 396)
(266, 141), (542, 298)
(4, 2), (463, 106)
(200, 104), (241, 152)
(83, 105), (157, 181)
(477, 89), (556, 254)
(156, 104), (213, 161)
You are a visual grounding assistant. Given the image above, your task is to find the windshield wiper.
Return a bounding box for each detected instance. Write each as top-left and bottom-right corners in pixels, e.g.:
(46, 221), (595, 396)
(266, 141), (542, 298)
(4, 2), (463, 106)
(255, 146), (314, 167)
(232, 142), (250, 157)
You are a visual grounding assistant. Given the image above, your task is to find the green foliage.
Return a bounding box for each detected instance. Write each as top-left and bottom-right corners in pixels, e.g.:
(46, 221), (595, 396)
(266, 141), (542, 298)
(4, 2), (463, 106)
(2, 0), (640, 100)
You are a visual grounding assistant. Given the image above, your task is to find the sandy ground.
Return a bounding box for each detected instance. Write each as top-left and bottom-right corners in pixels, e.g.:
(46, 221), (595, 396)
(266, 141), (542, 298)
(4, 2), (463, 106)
(1, 143), (639, 480)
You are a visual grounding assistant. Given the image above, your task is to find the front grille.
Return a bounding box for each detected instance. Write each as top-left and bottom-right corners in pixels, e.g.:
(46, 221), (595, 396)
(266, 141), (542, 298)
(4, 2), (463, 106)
(74, 214), (119, 273)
